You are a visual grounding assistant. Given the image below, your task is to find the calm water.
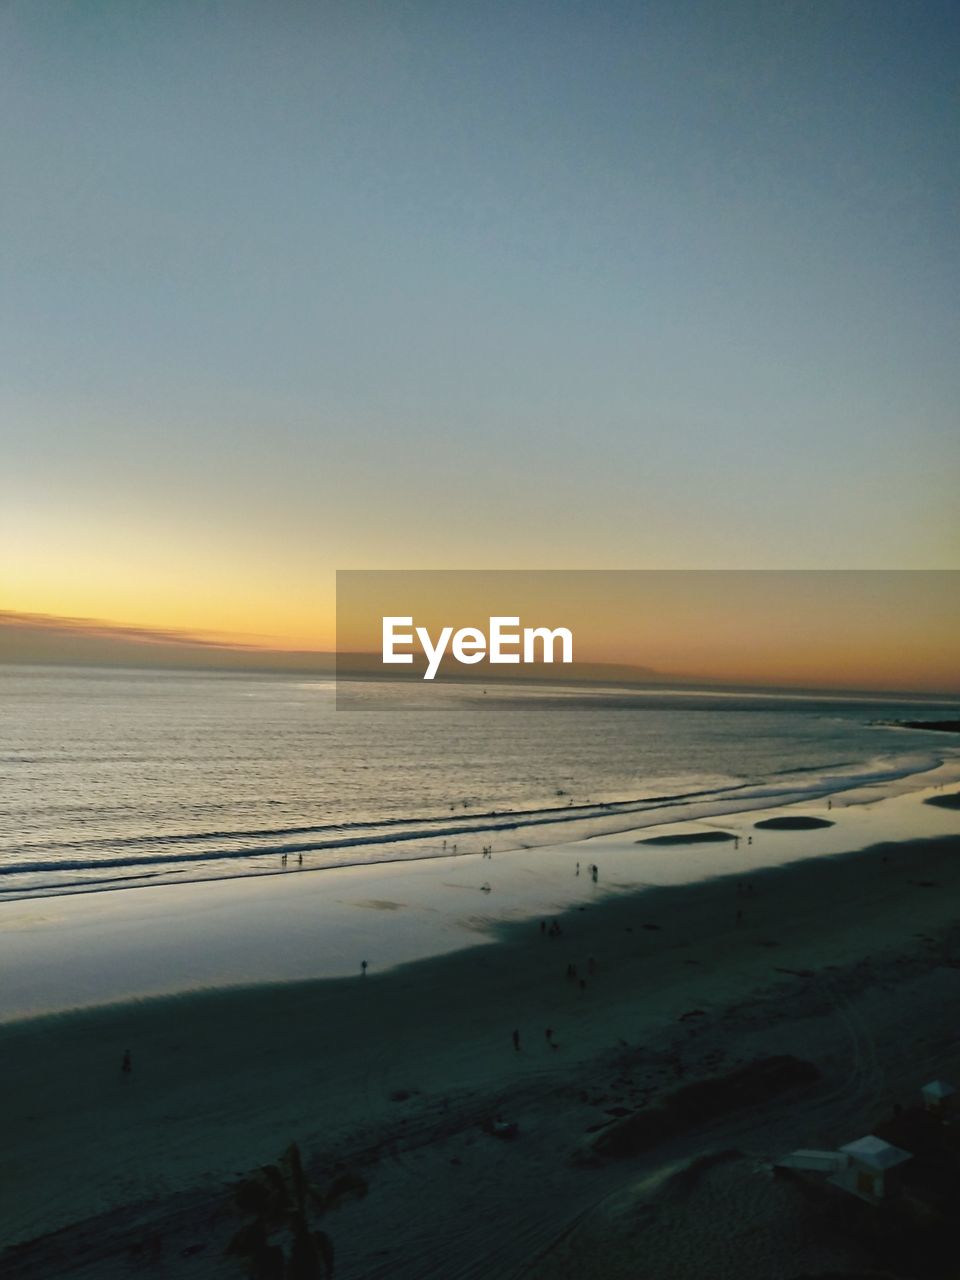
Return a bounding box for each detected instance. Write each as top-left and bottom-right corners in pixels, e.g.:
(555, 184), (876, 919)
(1, 665), (957, 900)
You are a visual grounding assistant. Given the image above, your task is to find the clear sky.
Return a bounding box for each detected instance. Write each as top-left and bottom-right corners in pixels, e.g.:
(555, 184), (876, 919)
(2, 1), (958, 650)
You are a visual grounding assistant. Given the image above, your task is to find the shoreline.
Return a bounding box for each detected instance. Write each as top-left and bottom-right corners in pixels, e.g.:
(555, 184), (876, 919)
(2, 813), (960, 1273)
(3, 750), (955, 906)
(2, 765), (959, 1022)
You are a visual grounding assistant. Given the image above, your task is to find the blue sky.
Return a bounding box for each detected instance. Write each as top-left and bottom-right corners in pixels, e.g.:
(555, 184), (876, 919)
(2, 1), (958, 642)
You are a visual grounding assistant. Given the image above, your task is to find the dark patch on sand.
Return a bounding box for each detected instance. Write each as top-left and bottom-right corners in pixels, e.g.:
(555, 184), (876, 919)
(589, 1056), (818, 1159)
(637, 831), (737, 846)
(925, 792), (960, 811)
(754, 816), (834, 831)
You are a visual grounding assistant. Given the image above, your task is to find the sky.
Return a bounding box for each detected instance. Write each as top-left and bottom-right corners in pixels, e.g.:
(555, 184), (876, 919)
(2, 1), (958, 657)
(334, 570), (960, 693)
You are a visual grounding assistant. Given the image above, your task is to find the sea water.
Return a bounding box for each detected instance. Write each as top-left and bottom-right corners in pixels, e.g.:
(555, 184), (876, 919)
(1, 665), (957, 901)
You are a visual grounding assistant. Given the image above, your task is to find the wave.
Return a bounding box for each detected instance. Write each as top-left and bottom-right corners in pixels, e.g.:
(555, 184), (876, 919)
(5, 781), (747, 855)
(0, 750), (945, 900)
(1, 787), (751, 876)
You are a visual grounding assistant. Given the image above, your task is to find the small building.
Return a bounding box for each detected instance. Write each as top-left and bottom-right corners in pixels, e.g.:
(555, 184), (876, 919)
(776, 1149), (847, 1174)
(921, 1080), (955, 1117)
(830, 1135), (912, 1204)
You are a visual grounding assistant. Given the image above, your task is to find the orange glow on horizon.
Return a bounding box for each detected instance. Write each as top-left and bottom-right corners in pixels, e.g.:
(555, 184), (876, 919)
(2, 571), (957, 693)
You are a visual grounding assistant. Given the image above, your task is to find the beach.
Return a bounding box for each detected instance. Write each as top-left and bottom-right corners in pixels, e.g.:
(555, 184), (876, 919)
(2, 775), (960, 1278)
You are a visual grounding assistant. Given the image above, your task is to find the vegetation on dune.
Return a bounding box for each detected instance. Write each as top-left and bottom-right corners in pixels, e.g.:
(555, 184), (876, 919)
(227, 1142), (367, 1279)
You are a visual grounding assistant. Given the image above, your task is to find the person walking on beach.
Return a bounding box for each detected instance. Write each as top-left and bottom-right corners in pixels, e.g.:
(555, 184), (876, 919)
(361, 960), (368, 976)
(121, 1049), (132, 1075)
(512, 1029), (521, 1051)
(298, 853), (303, 867)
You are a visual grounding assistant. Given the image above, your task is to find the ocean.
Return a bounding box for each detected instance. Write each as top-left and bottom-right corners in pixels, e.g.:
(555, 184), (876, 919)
(1, 665), (957, 901)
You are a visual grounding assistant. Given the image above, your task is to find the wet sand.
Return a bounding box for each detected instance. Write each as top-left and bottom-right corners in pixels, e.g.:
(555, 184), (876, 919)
(2, 771), (958, 1021)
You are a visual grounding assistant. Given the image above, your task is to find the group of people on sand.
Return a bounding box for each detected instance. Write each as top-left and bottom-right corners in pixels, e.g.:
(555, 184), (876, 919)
(511, 1026), (560, 1052)
(512, 952), (601, 1049)
(279, 853), (304, 868)
(565, 959), (593, 992)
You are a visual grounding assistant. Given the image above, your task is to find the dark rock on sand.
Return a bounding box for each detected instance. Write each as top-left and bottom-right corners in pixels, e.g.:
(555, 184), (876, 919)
(896, 719), (960, 734)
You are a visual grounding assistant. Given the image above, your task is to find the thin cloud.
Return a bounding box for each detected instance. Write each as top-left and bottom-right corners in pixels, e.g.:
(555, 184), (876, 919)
(0, 610), (266, 651)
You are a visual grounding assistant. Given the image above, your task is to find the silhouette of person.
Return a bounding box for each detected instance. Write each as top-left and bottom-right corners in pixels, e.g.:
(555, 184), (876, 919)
(121, 1049), (132, 1075)
(361, 960), (368, 976)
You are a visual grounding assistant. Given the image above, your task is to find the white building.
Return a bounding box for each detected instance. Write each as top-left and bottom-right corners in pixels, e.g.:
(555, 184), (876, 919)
(777, 1134), (912, 1204)
(921, 1079), (955, 1116)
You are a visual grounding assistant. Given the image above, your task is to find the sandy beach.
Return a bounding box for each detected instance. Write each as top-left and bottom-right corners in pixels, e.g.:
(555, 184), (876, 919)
(2, 776), (960, 1278)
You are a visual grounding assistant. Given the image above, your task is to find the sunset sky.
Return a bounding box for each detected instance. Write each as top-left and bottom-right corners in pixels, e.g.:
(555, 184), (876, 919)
(2, 2), (958, 663)
(335, 570), (960, 693)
